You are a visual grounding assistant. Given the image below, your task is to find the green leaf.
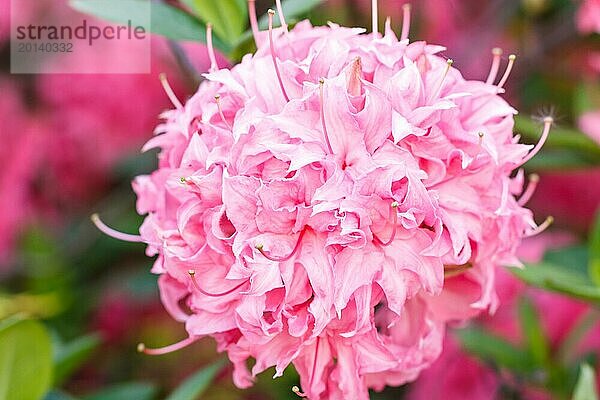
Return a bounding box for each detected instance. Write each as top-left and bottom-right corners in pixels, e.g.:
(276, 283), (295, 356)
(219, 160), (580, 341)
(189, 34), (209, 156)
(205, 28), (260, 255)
(44, 390), (79, 400)
(257, 0), (322, 28)
(166, 358), (227, 400)
(53, 334), (102, 386)
(83, 383), (157, 400)
(573, 364), (599, 400)
(456, 327), (535, 374)
(589, 210), (600, 286)
(0, 318), (53, 400)
(518, 297), (550, 366)
(181, 0), (247, 45)
(69, 0), (230, 52)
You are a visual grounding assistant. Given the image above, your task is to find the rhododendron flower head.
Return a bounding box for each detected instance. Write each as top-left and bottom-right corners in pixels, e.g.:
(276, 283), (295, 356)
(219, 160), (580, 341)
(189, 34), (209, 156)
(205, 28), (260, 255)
(94, 1), (551, 398)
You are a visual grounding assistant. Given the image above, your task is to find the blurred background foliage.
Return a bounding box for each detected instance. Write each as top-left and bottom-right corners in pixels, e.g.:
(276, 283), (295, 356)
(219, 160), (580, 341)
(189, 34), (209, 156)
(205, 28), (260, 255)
(0, 0), (599, 399)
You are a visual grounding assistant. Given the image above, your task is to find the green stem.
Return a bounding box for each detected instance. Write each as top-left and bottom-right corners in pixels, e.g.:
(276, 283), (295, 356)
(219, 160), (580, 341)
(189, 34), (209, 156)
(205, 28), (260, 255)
(556, 308), (600, 365)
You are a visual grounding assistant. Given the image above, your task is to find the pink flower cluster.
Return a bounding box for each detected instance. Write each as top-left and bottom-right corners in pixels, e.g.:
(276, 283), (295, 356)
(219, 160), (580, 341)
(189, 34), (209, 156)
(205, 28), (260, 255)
(113, 6), (550, 399)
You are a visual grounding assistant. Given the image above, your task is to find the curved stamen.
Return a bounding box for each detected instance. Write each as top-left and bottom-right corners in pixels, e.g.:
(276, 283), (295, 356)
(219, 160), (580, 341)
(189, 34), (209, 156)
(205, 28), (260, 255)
(292, 386), (308, 398)
(520, 117), (553, 165)
(518, 173), (539, 206)
(497, 54), (516, 90)
(268, 9), (290, 102)
(485, 48), (503, 85)
(428, 59), (453, 104)
(373, 201), (399, 247)
(400, 3), (411, 41)
(444, 262), (473, 278)
(319, 78), (335, 154)
(206, 23), (218, 72)
(372, 0), (379, 34)
(248, 0), (260, 48)
(276, 0), (288, 34)
(188, 270), (247, 297)
(159, 73), (183, 110)
(91, 214), (143, 243)
(525, 216), (554, 237)
(214, 94), (232, 130)
(137, 336), (198, 355)
(256, 229), (306, 262)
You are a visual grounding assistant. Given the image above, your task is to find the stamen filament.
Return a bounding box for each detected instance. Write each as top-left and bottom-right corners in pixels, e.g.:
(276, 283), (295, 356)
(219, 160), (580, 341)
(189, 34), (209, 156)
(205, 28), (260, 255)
(485, 48), (503, 85)
(159, 73), (183, 110)
(188, 270), (246, 297)
(428, 59), (453, 104)
(319, 78), (334, 154)
(268, 9), (290, 102)
(518, 173), (539, 206)
(214, 94), (232, 130)
(372, 0), (379, 34)
(373, 201), (399, 247)
(292, 386), (307, 398)
(91, 213), (143, 243)
(255, 229), (306, 262)
(276, 0), (288, 33)
(248, 0), (260, 48)
(525, 216), (554, 237)
(497, 54), (516, 90)
(206, 23), (218, 72)
(137, 336), (197, 355)
(520, 117), (553, 165)
(400, 4), (411, 41)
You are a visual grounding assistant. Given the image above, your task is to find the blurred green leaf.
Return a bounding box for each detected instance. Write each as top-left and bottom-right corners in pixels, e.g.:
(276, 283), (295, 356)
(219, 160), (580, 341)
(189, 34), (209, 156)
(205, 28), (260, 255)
(589, 211), (600, 286)
(44, 390), (79, 400)
(457, 327), (536, 374)
(83, 383), (157, 400)
(70, 0), (230, 52)
(53, 333), (102, 386)
(518, 297), (550, 366)
(256, 0), (322, 28)
(166, 358), (227, 400)
(181, 0), (247, 45)
(573, 364), (599, 400)
(0, 317), (53, 400)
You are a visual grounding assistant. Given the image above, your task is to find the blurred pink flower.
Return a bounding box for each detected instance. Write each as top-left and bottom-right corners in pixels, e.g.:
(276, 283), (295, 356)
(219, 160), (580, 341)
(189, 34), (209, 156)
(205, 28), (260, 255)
(579, 110), (600, 145)
(577, 0), (600, 34)
(110, 6), (550, 398)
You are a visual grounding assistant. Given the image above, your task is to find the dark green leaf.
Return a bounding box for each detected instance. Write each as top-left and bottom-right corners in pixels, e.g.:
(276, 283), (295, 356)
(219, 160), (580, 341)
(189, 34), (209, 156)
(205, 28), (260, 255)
(181, 0), (247, 44)
(53, 334), (102, 386)
(0, 318), (53, 400)
(44, 390), (79, 400)
(166, 358), (227, 400)
(589, 210), (600, 286)
(83, 382), (157, 400)
(457, 327), (535, 374)
(573, 364), (599, 400)
(518, 297), (550, 366)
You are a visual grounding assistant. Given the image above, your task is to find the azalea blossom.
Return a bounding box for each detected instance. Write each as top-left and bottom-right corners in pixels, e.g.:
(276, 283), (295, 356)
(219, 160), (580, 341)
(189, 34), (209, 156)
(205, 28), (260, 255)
(94, 2), (551, 398)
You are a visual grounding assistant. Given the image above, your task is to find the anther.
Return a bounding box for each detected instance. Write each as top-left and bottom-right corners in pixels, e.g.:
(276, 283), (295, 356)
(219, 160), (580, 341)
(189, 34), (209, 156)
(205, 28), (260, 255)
(373, 201), (399, 247)
(520, 117), (552, 165)
(497, 54), (516, 90)
(206, 23), (218, 72)
(400, 4), (411, 41)
(255, 229), (306, 262)
(526, 216), (554, 237)
(188, 270), (247, 297)
(136, 336), (198, 355)
(292, 386), (307, 398)
(214, 94), (232, 130)
(159, 73), (183, 110)
(485, 48), (503, 85)
(319, 78), (334, 154)
(268, 9), (290, 102)
(518, 173), (539, 206)
(91, 213), (143, 243)
(248, 0), (260, 47)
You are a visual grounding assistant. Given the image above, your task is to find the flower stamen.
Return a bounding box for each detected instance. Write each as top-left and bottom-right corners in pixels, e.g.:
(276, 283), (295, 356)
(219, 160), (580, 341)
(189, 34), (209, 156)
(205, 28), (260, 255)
(248, 0), (260, 47)
(373, 201), (399, 247)
(268, 9), (290, 102)
(137, 336), (198, 355)
(520, 116), (553, 165)
(518, 173), (539, 206)
(526, 216), (554, 237)
(400, 3), (411, 41)
(91, 213), (143, 243)
(276, 0), (288, 34)
(428, 59), (453, 103)
(159, 73), (183, 110)
(188, 270), (247, 297)
(485, 47), (503, 85)
(372, 0), (379, 34)
(497, 54), (516, 90)
(292, 386), (307, 398)
(206, 23), (218, 72)
(214, 94), (232, 130)
(319, 78), (334, 154)
(255, 229), (306, 262)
